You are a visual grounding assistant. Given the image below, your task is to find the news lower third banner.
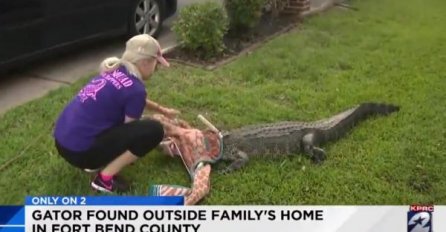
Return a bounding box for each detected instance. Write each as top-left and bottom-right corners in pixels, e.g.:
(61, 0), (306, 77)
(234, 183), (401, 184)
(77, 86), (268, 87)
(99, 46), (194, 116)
(0, 196), (444, 232)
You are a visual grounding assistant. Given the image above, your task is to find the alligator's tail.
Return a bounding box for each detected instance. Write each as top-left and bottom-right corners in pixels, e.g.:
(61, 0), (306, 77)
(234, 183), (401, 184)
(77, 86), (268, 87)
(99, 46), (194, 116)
(321, 102), (400, 143)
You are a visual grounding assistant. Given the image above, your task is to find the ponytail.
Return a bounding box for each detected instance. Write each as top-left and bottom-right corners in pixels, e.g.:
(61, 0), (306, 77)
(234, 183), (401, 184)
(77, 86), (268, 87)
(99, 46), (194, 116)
(99, 57), (142, 80)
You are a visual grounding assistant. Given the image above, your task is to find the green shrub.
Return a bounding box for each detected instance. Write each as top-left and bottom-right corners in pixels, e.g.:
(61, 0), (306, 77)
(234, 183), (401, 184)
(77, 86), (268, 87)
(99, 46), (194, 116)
(224, 0), (267, 32)
(172, 2), (229, 59)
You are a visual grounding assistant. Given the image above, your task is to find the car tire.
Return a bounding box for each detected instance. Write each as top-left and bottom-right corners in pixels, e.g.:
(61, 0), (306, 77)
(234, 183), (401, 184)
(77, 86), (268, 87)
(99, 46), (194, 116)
(128, 0), (165, 38)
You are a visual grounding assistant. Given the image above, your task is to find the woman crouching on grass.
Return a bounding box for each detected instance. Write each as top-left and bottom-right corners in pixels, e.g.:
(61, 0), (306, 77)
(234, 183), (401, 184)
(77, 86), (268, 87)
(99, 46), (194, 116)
(53, 34), (180, 194)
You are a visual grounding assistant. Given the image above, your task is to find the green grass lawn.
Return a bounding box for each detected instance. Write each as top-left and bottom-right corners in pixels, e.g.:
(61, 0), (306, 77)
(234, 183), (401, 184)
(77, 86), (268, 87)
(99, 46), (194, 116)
(1, 0), (445, 205)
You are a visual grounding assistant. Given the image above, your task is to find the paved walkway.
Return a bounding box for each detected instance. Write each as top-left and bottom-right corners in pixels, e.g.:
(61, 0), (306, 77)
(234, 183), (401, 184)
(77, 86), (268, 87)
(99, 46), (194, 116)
(312, 0), (330, 8)
(309, 0), (342, 15)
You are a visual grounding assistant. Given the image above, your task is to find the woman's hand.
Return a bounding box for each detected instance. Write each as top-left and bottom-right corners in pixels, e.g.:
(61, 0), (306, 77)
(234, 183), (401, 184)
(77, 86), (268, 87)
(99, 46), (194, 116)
(161, 107), (181, 119)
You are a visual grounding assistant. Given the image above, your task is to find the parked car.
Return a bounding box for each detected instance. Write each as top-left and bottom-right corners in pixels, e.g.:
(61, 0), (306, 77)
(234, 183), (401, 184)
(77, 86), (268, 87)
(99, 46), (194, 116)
(0, 0), (177, 72)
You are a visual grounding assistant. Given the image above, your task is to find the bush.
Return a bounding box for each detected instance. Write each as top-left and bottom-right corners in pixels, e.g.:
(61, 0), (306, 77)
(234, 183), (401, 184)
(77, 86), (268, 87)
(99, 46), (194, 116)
(172, 2), (229, 59)
(224, 0), (267, 32)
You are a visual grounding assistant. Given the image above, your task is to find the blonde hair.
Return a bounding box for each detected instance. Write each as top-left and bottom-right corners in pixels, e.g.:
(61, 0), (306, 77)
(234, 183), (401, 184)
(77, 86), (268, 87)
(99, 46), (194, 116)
(99, 57), (143, 79)
(99, 34), (167, 79)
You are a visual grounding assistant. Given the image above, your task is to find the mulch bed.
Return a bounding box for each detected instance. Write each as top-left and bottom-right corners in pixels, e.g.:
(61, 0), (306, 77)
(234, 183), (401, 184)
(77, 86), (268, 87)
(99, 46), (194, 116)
(164, 13), (302, 70)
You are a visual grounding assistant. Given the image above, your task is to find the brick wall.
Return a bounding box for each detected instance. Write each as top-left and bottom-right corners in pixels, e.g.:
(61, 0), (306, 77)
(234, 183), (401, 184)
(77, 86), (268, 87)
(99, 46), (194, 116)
(285, 0), (311, 14)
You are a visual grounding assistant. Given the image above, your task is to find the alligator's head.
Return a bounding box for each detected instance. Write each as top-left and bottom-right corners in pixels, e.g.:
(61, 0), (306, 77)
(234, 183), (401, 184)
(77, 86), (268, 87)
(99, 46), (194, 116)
(221, 131), (237, 146)
(219, 131), (245, 159)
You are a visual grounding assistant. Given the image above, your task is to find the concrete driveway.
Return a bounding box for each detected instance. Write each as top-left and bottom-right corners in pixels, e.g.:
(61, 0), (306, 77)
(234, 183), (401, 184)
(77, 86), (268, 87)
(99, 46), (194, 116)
(0, 0), (210, 115)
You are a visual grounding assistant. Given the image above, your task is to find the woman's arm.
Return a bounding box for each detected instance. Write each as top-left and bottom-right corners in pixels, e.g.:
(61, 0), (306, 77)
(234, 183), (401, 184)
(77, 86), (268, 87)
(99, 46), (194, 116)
(146, 99), (164, 112)
(146, 99), (180, 118)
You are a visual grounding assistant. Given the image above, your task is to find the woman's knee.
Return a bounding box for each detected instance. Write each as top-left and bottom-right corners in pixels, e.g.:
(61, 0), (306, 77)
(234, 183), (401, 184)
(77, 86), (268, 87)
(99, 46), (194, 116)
(139, 119), (164, 142)
(128, 119), (165, 157)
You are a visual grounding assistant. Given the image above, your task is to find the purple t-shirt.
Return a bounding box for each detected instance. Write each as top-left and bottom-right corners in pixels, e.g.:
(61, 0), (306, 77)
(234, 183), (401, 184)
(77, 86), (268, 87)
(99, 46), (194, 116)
(53, 66), (147, 152)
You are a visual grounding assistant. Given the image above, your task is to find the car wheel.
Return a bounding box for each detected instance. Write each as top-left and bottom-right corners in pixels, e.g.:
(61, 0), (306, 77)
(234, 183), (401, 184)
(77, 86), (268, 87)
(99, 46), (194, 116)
(129, 0), (165, 38)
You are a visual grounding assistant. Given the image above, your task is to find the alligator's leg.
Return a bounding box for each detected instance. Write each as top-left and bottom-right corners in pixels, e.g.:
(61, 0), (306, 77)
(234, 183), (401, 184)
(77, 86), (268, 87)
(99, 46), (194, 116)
(218, 149), (249, 175)
(302, 133), (326, 164)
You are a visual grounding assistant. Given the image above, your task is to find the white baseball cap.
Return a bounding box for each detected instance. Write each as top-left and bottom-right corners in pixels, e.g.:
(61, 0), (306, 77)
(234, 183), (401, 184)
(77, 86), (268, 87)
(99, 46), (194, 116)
(121, 34), (170, 67)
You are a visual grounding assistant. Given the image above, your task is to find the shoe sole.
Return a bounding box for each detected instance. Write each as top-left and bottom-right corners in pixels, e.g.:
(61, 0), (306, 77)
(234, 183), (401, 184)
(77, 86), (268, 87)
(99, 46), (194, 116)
(91, 182), (113, 193)
(84, 168), (101, 173)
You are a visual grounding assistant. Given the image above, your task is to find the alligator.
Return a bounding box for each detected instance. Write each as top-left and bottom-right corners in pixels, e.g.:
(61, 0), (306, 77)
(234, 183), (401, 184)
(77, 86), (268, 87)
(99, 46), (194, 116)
(217, 102), (400, 174)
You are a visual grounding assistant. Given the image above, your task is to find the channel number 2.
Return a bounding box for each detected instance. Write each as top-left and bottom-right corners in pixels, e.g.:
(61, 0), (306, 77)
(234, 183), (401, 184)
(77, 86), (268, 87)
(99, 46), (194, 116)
(408, 212), (431, 232)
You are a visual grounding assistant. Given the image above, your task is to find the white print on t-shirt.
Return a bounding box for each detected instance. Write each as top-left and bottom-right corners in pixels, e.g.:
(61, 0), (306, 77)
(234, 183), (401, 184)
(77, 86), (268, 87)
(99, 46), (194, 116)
(78, 79), (107, 103)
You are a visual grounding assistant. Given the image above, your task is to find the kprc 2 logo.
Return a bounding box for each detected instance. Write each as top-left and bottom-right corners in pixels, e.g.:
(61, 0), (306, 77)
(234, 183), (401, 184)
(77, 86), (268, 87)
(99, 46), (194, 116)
(407, 205), (433, 232)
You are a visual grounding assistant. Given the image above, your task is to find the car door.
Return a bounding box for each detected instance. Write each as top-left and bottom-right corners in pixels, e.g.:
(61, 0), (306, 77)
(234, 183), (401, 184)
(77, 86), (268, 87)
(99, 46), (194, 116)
(84, 0), (130, 34)
(0, 0), (45, 67)
(43, 0), (129, 48)
(42, 0), (93, 47)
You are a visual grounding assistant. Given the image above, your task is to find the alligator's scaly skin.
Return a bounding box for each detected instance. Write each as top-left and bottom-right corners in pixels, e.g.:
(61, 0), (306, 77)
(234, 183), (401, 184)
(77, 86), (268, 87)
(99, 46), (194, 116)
(218, 102), (400, 174)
